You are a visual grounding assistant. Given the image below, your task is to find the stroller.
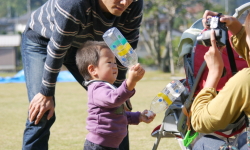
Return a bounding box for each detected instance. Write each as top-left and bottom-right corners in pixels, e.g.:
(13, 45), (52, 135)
(150, 2), (250, 150)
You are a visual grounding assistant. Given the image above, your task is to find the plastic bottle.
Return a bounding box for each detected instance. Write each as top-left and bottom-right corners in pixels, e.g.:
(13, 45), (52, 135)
(102, 27), (138, 68)
(146, 80), (185, 117)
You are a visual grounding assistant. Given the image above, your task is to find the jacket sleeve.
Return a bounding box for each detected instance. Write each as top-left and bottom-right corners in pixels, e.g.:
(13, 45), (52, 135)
(231, 26), (250, 66)
(92, 82), (135, 108)
(191, 88), (218, 133)
(39, 0), (85, 96)
(126, 111), (141, 125)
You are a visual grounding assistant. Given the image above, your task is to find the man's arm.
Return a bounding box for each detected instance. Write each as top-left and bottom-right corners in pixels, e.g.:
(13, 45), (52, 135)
(29, 0), (84, 124)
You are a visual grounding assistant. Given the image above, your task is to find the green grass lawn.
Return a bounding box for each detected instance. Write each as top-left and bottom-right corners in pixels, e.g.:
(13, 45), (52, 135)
(0, 70), (185, 150)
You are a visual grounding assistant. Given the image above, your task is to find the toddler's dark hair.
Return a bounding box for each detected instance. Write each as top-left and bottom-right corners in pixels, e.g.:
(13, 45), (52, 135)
(76, 41), (109, 81)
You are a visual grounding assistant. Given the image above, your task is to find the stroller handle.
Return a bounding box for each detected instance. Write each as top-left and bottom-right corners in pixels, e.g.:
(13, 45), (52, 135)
(233, 2), (250, 19)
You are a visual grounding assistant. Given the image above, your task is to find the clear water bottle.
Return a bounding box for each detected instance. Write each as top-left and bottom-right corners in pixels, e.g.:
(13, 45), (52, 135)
(146, 80), (185, 117)
(102, 27), (138, 68)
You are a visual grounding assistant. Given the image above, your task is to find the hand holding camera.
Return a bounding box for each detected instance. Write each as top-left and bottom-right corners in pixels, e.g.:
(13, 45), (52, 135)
(197, 15), (227, 47)
(197, 10), (242, 47)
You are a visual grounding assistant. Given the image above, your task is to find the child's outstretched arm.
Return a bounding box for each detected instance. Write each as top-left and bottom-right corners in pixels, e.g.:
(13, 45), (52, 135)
(126, 63), (145, 91)
(140, 110), (156, 123)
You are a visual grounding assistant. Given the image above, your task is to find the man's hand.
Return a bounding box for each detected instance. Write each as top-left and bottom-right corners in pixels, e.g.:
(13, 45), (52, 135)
(29, 93), (55, 125)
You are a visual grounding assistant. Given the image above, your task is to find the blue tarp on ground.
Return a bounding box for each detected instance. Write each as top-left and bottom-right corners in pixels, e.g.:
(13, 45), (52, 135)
(0, 70), (76, 83)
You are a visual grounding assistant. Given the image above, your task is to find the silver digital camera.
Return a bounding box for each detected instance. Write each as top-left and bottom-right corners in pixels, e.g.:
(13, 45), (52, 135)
(197, 16), (227, 47)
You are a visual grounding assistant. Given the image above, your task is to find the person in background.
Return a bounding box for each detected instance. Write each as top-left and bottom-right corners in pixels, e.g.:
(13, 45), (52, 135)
(76, 40), (155, 150)
(191, 10), (250, 150)
(21, 0), (143, 149)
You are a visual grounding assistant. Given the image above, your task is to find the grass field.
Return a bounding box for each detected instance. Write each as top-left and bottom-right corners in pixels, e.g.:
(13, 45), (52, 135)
(0, 70), (185, 150)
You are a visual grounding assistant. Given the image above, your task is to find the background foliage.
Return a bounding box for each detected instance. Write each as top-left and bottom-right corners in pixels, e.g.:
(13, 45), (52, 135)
(0, 0), (47, 18)
(140, 0), (224, 74)
(0, 0), (249, 73)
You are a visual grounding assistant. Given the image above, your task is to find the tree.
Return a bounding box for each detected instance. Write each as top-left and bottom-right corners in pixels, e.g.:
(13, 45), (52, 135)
(141, 0), (222, 74)
(0, 0), (47, 18)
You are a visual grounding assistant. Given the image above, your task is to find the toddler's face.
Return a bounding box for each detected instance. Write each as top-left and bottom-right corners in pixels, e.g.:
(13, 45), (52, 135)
(95, 48), (118, 84)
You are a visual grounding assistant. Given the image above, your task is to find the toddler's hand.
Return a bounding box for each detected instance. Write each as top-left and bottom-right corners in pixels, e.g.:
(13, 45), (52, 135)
(126, 63), (145, 91)
(140, 110), (156, 123)
(128, 63), (145, 82)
